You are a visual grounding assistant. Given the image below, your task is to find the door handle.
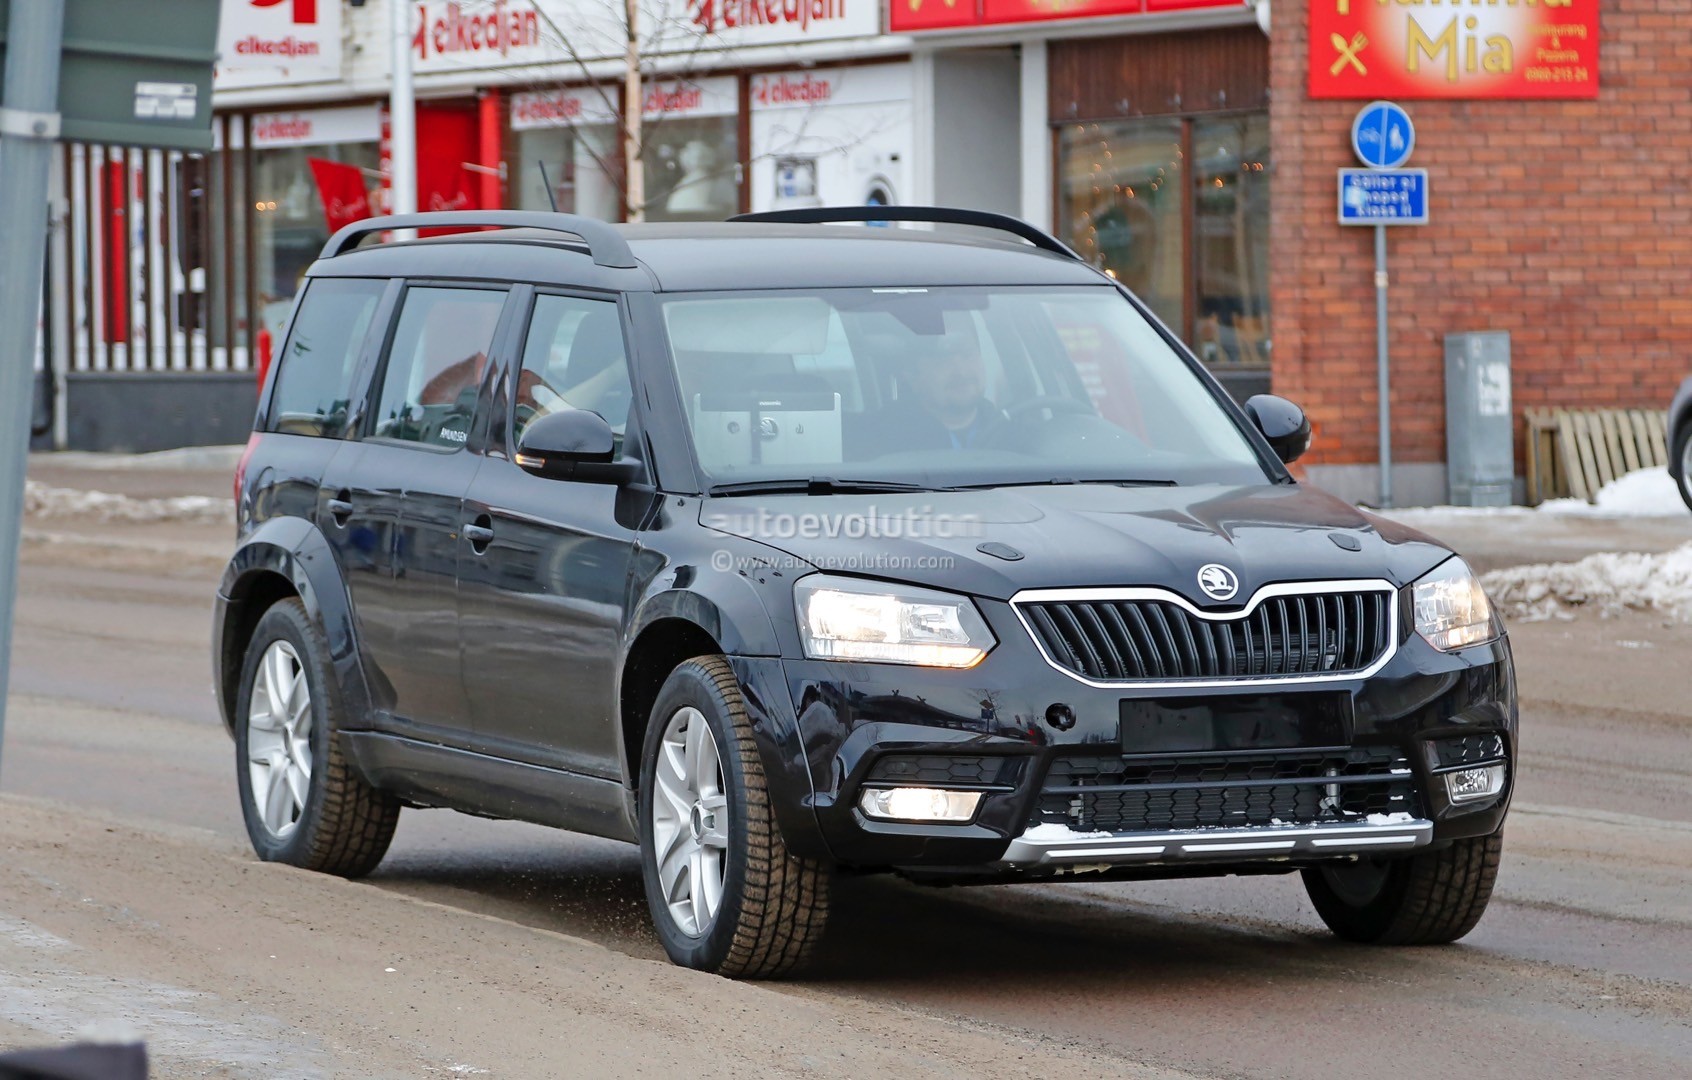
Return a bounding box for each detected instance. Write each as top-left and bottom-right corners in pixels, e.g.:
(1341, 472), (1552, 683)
(464, 515), (495, 553)
(326, 494), (353, 527)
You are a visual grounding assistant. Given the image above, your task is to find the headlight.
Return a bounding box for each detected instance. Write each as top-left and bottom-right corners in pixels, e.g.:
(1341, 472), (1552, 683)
(1412, 558), (1498, 652)
(794, 576), (995, 668)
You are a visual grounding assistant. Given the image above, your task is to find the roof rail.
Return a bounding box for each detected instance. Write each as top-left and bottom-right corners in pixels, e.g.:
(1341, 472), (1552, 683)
(318, 211), (638, 268)
(729, 205), (1082, 261)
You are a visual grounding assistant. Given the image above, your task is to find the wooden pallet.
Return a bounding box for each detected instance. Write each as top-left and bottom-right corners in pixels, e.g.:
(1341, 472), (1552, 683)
(1524, 407), (1669, 504)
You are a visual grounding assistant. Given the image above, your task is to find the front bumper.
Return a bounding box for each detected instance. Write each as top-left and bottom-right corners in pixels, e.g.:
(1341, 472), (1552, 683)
(998, 816), (1433, 871)
(736, 594), (1518, 875)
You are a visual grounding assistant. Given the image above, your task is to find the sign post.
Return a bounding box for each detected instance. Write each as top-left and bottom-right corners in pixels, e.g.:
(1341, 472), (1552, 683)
(0, 0), (219, 774)
(1338, 101), (1424, 509)
(0, 0), (64, 779)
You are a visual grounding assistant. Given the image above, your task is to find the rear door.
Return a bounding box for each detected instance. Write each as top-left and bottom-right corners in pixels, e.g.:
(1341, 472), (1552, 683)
(456, 289), (642, 777)
(321, 282), (512, 736)
(256, 277), (390, 529)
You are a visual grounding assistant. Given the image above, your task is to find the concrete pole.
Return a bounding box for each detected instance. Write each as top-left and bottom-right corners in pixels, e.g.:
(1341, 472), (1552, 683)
(390, 0), (417, 217)
(0, 0), (67, 774)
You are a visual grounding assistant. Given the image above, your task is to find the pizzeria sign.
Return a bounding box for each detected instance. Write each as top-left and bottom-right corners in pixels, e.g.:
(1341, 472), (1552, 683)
(1309, 0), (1600, 99)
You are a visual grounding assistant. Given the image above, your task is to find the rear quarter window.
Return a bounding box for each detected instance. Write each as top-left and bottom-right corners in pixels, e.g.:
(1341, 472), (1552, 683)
(269, 279), (386, 437)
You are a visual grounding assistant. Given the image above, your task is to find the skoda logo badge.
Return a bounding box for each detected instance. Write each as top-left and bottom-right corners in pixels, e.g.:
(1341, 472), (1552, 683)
(1197, 564), (1240, 602)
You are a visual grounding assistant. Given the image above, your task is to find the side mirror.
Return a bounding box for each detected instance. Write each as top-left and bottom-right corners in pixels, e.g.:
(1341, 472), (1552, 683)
(1243, 394), (1311, 464)
(514, 409), (636, 483)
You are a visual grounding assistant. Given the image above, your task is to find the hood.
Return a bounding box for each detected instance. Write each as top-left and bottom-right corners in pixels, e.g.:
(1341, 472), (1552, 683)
(699, 482), (1457, 604)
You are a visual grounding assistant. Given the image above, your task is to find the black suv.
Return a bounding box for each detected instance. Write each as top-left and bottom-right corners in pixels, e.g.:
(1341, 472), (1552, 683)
(215, 208), (1515, 978)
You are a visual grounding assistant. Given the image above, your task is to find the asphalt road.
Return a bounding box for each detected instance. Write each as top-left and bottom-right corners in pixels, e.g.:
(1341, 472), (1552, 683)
(4, 472), (1691, 1078)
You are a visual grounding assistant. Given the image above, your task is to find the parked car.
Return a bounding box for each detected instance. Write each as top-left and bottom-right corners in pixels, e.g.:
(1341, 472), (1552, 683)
(1670, 377), (1692, 511)
(214, 208), (1515, 978)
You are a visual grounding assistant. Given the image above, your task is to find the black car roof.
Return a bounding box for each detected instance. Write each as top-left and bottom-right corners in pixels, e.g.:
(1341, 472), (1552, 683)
(309, 221), (1108, 293)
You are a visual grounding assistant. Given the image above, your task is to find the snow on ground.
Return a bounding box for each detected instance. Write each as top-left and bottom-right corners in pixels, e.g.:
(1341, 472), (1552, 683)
(1537, 467), (1683, 517)
(23, 481), (232, 525)
(1388, 467), (1684, 529)
(1482, 542), (1692, 622)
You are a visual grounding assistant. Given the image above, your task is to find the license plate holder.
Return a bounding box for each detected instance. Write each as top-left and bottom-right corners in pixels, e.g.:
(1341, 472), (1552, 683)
(1119, 692), (1352, 754)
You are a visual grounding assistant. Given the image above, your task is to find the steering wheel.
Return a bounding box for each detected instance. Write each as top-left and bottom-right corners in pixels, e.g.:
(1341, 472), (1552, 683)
(1004, 395), (1095, 420)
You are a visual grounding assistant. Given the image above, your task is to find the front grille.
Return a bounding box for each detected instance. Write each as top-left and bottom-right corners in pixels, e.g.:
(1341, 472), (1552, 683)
(1033, 747), (1420, 833)
(1017, 589), (1394, 683)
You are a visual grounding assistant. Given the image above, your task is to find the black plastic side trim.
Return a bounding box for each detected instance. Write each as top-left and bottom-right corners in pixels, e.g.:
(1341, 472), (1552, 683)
(341, 731), (637, 843)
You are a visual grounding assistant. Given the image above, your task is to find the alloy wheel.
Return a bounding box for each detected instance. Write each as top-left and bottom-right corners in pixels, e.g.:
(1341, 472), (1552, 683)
(247, 640), (313, 838)
(651, 705), (729, 937)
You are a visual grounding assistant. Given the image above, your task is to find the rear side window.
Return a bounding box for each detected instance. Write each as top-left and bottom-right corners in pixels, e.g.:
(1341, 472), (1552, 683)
(269, 279), (385, 437)
(371, 287), (507, 449)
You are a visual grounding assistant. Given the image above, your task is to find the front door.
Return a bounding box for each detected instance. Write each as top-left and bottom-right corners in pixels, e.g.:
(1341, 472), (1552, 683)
(456, 291), (641, 777)
(337, 282), (511, 735)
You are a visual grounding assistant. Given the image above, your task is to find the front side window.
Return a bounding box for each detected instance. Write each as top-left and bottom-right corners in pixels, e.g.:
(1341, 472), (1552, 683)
(514, 294), (633, 445)
(371, 287), (507, 449)
(660, 286), (1267, 489)
(269, 278), (385, 438)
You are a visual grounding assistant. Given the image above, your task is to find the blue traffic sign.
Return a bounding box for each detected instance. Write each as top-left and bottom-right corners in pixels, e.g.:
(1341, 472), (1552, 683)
(1351, 101), (1415, 170)
(1338, 168), (1428, 226)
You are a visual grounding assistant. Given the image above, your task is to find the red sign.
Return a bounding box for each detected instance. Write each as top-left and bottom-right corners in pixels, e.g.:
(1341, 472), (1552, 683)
(1309, 0), (1599, 99)
(250, 0), (316, 21)
(890, 0), (1234, 33)
(307, 158), (371, 233)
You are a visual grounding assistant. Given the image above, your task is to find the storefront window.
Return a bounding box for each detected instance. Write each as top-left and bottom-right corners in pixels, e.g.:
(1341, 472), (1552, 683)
(253, 144), (380, 318)
(1192, 115), (1270, 370)
(643, 114), (740, 222)
(1058, 120), (1185, 333)
(1057, 112), (1271, 376)
(516, 125), (620, 219)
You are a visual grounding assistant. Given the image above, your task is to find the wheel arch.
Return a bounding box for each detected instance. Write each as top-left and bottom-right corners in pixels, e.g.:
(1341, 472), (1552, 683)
(618, 616), (724, 789)
(215, 517), (366, 735)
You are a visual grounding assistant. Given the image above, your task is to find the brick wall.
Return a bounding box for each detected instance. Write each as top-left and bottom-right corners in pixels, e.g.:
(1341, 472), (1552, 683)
(1270, 0), (1687, 469)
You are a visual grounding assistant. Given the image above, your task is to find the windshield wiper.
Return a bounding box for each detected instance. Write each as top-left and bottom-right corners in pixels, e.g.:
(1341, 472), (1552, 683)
(707, 477), (952, 496)
(949, 477), (1178, 490)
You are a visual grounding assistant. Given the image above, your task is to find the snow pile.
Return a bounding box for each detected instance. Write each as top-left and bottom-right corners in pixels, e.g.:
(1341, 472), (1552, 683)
(1535, 467), (1683, 517)
(1388, 467), (1684, 523)
(23, 480), (232, 524)
(1481, 542), (1692, 622)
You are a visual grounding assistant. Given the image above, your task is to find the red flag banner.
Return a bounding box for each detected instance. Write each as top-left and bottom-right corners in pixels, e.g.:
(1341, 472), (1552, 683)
(307, 157), (372, 233)
(1309, 0), (1600, 100)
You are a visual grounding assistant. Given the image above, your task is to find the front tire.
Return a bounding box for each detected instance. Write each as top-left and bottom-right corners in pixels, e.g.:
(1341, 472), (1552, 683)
(638, 656), (830, 978)
(1674, 426), (1692, 513)
(1303, 834), (1502, 945)
(234, 598), (399, 877)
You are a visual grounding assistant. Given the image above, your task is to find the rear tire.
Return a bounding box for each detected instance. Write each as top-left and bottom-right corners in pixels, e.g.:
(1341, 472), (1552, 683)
(638, 656), (831, 978)
(234, 598), (399, 877)
(1303, 834), (1502, 945)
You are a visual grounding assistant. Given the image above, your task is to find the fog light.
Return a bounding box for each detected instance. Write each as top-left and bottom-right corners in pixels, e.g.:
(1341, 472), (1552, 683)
(858, 787), (982, 823)
(1444, 764), (1506, 804)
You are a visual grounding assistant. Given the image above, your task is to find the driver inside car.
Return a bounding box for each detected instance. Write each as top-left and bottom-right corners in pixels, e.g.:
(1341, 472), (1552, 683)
(848, 313), (1010, 459)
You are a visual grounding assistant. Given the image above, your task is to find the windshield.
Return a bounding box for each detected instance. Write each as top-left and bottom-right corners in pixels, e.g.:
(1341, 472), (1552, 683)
(659, 285), (1269, 489)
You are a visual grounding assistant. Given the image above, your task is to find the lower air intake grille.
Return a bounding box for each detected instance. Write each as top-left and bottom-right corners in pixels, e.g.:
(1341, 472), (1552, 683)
(1017, 588), (1394, 683)
(1034, 747), (1420, 833)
